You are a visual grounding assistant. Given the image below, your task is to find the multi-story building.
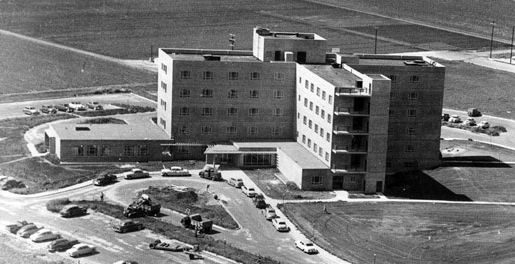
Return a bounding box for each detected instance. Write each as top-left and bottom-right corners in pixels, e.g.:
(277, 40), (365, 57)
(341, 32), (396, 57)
(157, 27), (445, 193)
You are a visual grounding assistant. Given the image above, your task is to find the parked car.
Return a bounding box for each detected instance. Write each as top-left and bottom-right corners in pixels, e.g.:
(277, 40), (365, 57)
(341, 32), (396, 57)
(60, 204), (87, 218)
(6, 220), (32, 234)
(442, 113), (450, 121)
(264, 206), (277, 220)
(478, 120), (490, 129)
(449, 115), (461, 123)
(55, 104), (73, 112)
(113, 261), (139, 264)
(125, 168), (150, 179)
(40, 105), (57, 114)
(18, 225), (43, 238)
(464, 118), (476, 126)
(228, 177), (244, 188)
(47, 238), (79, 252)
(30, 229), (61, 242)
(241, 185), (256, 197)
(295, 239), (318, 254)
(68, 102), (86, 111)
(467, 108), (482, 117)
(93, 173), (117, 186)
(271, 218), (290, 232)
(86, 102), (103, 110)
(23, 106), (40, 115)
(161, 166), (190, 177)
(112, 220), (144, 233)
(66, 243), (95, 257)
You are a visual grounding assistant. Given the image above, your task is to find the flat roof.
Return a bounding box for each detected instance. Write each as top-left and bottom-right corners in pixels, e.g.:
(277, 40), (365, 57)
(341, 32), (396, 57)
(170, 54), (259, 62)
(50, 123), (170, 141)
(351, 55), (439, 67)
(302, 64), (361, 88)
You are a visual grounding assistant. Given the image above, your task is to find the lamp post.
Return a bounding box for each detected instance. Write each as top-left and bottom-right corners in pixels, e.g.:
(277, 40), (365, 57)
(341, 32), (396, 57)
(373, 253), (377, 264)
(489, 21), (496, 58)
(510, 26), (514, 64)
(374, 27), (378, 54)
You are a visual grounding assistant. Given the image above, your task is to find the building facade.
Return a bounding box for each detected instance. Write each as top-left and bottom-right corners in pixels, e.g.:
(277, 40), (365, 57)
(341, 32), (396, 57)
(157, 27), (445, 193)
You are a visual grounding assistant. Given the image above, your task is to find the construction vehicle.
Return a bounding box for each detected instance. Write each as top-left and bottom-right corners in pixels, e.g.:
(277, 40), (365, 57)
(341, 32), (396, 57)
(180, 213), (213, 233)
(123, 194), (161, 218)
(253, 193), (267, 209)
(198, 164), (222, 181)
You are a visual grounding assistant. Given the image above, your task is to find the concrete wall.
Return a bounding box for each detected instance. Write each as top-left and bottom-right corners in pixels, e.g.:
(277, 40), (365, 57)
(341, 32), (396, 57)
(157, 49), (174, 138)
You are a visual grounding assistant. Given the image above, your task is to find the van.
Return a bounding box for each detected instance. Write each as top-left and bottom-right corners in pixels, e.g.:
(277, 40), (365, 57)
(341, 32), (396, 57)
(228, 177), (244, 188)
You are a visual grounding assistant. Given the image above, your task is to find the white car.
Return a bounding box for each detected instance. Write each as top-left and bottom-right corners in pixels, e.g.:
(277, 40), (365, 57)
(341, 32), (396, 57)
(161, 166), (190, 177)
(30, 229), (60, 242)
(125, 168), (150, 179)
(67, 243), (95, 257)
(295, 239), (318, 254)
(265, 206), (277, 220)
(23, 106), (40, 115)
(271, 218), (290, 232)
(241, 185), (256, 197)
(68, 102), (86, 111)
(449, 115), (461, 123)
(228, 177), (244, 188)
(464, 118), (476, 126)
(478, 120), (490, 129)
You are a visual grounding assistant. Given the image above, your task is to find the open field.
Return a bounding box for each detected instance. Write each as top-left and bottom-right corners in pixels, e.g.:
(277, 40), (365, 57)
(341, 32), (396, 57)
(311, 0), (515, 42)
(282, 202), (515, 264)
(0, 33), (155, 94)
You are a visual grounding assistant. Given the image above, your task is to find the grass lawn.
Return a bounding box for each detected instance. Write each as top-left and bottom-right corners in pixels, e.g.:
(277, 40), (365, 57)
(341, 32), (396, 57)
(139, 186), (239, 229)
(73, 200), (279, 264)
(281, 202), (515, 264)
(243, 169), (335, 200)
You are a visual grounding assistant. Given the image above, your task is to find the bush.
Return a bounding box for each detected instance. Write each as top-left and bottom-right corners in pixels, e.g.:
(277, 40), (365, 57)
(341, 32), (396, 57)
(492, 126), (507, 133)
(46, 198), (71, 213)
(286, 181), (300, 191)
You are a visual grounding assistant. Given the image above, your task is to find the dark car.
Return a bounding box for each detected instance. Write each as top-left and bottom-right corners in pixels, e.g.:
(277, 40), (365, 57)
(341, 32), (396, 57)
(47, 238), (79, 252)
(40, 105), (57, 114)
(60, 204), (87, 218)
(55, 104), (73, 112)
(93, 173), (117, 186)
(6, 220), (32, 234)
(112, 220), (144, 233)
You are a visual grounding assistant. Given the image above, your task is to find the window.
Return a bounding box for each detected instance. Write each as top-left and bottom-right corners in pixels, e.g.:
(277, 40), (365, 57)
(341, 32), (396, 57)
(124, 145), (134, 156)
(325, 152), (329, 161)
(304, 98), (308, 107)
(273, 108), (282, 116)
(180, 89), (190, 97)
(322, 91), (326, 100)
(273, 90), (284, 98)
(180, 107), (189, 116)
(313, 143), (318, 152)
(203, 71), (213, 80)
(409, 75), (420, 82)
(302, 135), (306, 143)
(320, 128), (324, 137)
(309, 101), (313, 111)
(247, 127), (258, 135)
(307, 139), (312, 147)
(201, 89), (213, 97)
(405, 145), (415, 152)
(356, 81), (363, 88)
(228, 71), (239, 80)
(100, 145), (111, 156)
(160, 99), (167, 110)
(201, 126), (213, 134)
(228, 89), (238, 98)
(161, 63), (167, 73)
(248, 108), (259, 116)
(274, 72), (284, 81)
(303, 116), (307, 125)
(180, 126), (190, 135)
(310, 83), (314, 92)
(408, 109), (417, 117)
(243, 154), (273, 166)
(321, 109), (325, 119)
(297, 112), (300, 119)
(328, 95), (333, 104)
(299, 77), (302, 84)
(180, 70), (190, 79)
(314, 124), (319, 133)
(272, 127), (280, 136)
(389, 75), (397, 83)
(87, 145), (97, 156)
(305, 80), (309, 89)
(298, 95), (301, 101)
(226, 126), (237, 134)
(250, 72), (261, 80)
(201, 107), (213, 116)
(311, 175), (322, 185)
(407, 127), (416, 135)
(249, 90), (259, 98)
(408, 92), (418, 100)
(159, 118), (166, 129)
(308, 120), (312, 128)
(319, 147), (323, 157)
(227, 107), (238, 116)
(315, 106), (319, 115)
(138, 145), (148, 156)
(160, 81), (167, 92)
(316, 87), (320, 96)
(327, 114), (332, 124)
(326, 132), (330, 142)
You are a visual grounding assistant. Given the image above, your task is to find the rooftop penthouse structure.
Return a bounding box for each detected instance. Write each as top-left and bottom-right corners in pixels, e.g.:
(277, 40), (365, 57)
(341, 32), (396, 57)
(156, 27), (445, 193)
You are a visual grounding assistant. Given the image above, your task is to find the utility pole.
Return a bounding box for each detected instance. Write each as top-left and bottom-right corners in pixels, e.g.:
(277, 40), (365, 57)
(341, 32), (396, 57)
(150, 45), (154, 62)
(510, 26), (514, 64)
(229, 34), (235, 50)
(489, 21), (496, 58)
(374, 27), (378, 54)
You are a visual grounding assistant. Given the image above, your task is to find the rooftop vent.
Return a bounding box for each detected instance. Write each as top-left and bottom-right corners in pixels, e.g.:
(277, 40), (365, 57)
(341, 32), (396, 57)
(75, 127), (90, 131)
(404, 60), (426, 66)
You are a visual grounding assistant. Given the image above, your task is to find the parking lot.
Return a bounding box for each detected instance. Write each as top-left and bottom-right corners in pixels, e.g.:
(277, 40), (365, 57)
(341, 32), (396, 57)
(0, 93), (156, 120)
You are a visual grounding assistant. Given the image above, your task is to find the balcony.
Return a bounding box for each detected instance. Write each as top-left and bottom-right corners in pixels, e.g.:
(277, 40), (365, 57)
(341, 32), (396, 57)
(332, 144), (367, 154)
(334, 107), (369, 116)
(335, 87), (370, 97)
(333, 125), (369, 135)
(331, 165), (367, 174)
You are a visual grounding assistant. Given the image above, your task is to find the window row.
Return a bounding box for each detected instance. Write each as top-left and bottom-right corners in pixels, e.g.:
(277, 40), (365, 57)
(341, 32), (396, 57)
(178, 126), (281, 136)
(300, 114), (332, 142)
(179, 89), (284, 99)
(178, 70), (285, 81)
(178, 107), (284, 117)
(300, 134), (330, 162)
(72, 144), (148, 157)
(298, 77), (333, 104)
(387, 75), (421, 83)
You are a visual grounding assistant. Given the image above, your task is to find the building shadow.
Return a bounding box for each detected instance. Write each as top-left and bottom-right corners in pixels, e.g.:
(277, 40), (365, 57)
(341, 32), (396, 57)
(385, 170), (471, 201)
(441, 156), (511, 168)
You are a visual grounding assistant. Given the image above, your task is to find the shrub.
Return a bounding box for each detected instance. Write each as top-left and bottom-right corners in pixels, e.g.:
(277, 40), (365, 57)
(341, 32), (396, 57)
(492, 126), (507, 133)
(46, 198), (71, 213)
(286, 181), (300, 191)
